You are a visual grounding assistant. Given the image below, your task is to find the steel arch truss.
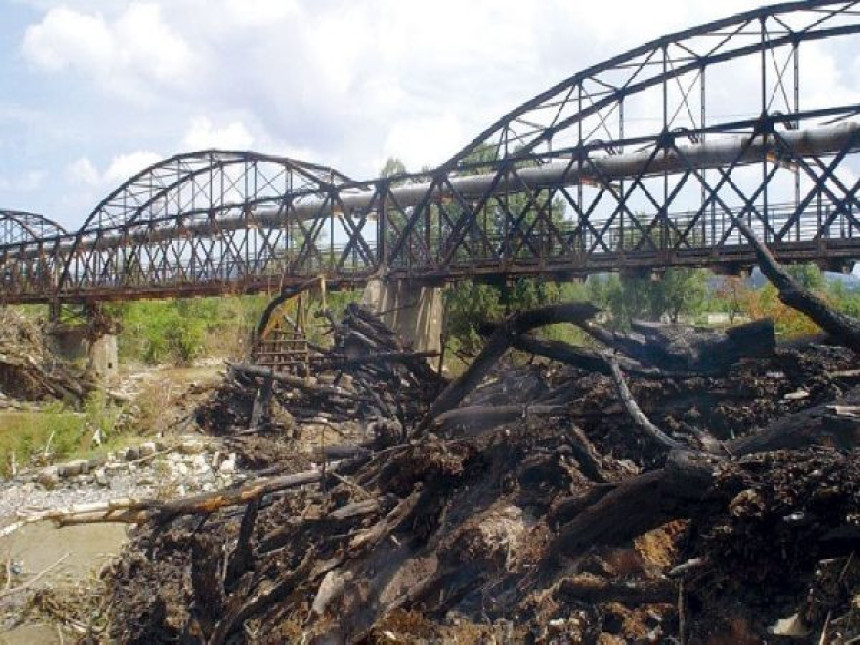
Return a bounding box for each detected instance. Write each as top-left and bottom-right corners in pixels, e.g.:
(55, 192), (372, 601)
(0, 210), (67, 302)
(3, 0), (860, 304)
(57, 151), (372, 298)
(450, 0), (860, 164)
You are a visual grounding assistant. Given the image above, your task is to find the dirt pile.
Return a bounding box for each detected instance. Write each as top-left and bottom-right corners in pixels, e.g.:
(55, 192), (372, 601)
(104, 335), (860, 644)
(0, 308), (94, 405)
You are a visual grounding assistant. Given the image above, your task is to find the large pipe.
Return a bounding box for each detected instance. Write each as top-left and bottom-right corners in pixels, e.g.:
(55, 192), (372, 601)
(3, 122), (858, 263)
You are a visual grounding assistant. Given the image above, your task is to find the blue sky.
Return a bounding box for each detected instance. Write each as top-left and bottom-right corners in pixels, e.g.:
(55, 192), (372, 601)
(0, 0), (855, 231)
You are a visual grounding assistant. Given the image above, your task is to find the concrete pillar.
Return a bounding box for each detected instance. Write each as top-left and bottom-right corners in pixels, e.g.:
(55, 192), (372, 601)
(87, 333), (119, 384)
(362, 279), (443, 354)
(48, 325), (119, 385)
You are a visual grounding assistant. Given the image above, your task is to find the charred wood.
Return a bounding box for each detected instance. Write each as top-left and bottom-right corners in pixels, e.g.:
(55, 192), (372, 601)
(734, 217), (860, 353)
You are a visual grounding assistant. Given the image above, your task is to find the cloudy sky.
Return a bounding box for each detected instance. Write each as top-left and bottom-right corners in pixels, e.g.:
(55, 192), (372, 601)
(1, 0), (852, 229)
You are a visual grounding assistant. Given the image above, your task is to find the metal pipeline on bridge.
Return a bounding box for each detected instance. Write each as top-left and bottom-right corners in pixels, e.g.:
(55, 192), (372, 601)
(6, 122), (860, 260)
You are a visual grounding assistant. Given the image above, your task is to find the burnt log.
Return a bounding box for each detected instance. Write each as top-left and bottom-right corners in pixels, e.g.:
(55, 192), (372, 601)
(549, 389), (860, 562)
(426, 302), (601, 421)
(733, 217), (860, 353)
(581, 318), (775, 373)
(607, 355), (685, 451)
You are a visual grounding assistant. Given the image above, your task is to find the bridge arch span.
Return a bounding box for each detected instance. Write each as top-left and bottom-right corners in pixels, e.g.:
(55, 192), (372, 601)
(0, 209), (67, 245)
(0, 210), (67, 301)
(5, 1), (860, 304)
(58, 151), (359, 298)
(450, 0), (860, 166)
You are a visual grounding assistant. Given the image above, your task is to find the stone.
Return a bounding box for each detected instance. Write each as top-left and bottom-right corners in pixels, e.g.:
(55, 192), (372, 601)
(94, 468), (109, 487)
(218, 455), (236, 474)
(105, 461), (126, 474)
(173, 462), (189, 478)
(139, 442), (157, 457)
(770, 613), (808, 638)
(125, 446), (140, 461)
(58, 459), (87, 478)
(36, 467), (60, 489)
(179, 439), (205, 455)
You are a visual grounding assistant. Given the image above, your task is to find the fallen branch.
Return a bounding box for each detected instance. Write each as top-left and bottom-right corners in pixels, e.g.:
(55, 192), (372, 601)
(606, 354), (684, 451)
(579, 318), (775, 373)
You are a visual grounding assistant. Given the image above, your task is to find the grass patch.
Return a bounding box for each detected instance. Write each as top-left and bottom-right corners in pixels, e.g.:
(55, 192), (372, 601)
(0, 391), (127, 477)
(0, 406), (86, 476)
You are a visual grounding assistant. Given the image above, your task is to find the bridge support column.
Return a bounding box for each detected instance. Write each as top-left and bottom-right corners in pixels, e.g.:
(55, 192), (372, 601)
(361, 279), (443, 354)
(47, 306), (119, 386)
(86, 333), (118, 384)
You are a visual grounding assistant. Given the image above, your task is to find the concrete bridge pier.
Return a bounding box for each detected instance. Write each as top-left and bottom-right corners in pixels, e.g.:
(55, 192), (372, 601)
(361, 279), (443, 354)
(47, 305), (119, 386)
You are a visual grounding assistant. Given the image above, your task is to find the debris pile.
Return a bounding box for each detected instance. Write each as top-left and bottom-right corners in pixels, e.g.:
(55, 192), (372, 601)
(0, 308), (93, 405)
(198, 303), (444, 439)
(104, 317), (860, 643)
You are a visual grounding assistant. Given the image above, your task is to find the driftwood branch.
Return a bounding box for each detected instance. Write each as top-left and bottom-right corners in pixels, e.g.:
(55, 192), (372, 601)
(579, 318), (775, 373)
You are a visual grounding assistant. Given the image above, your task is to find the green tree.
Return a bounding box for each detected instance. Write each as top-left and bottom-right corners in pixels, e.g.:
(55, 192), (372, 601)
(787, 263), (824, 291)
(589, 268), (708, 329)
(380, 157), (407, 179)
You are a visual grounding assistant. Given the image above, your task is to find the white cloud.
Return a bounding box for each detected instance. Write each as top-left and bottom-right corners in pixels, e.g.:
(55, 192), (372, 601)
(222, 0), (299, 27)
(382, 113), (466, 172)
(64, 151), (161, 190)
(182, 116), (255, 150)
(104, 151), (162, 183)
(21, 6), (112, 73)
(0, 170), (45, 193)
(65, 157), (101, 186)
(22, 2), (197, 100)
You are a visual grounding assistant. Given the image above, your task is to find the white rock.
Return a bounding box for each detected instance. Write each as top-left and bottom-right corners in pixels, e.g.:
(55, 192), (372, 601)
(179, 439), (205, 455)
(139, 442), (157, 457)
(190, 455), (209, 473)
(218, 457), (236, 474)
(770, 613), (808, 638)
(94, 468), (109, 487)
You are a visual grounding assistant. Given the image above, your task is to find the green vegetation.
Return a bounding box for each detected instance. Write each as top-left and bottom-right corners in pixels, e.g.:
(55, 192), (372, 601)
(0, 391), (125, 476)
(588, 268), (710, 330)
(109, 295), (271, 365)
(107, 289), (364, 366)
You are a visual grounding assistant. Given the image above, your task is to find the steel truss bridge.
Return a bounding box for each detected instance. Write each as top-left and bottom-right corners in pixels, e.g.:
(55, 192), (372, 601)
(4, 0), (860, 306)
